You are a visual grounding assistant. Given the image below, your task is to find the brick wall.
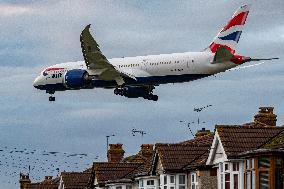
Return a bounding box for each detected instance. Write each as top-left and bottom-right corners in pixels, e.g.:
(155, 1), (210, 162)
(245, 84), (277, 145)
(198, 169), (217, 189)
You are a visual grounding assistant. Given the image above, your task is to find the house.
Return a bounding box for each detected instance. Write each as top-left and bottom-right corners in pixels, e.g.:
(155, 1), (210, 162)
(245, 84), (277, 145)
(239, 130), (284, 189)
(58, 168), (92, 189)
(88, 143), (154, 189)
(19, 106), (284, 189)
(206, 107), (284, 189)
(19, 174), (59, 189)
(151, 129), (215, 189)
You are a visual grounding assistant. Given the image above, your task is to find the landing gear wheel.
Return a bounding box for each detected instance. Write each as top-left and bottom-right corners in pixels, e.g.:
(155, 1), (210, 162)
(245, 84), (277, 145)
(114, 88), (119, 95)
(152, 95), (158, 101)
(49, 96), (56, 101)
(146, 94), (158, 101)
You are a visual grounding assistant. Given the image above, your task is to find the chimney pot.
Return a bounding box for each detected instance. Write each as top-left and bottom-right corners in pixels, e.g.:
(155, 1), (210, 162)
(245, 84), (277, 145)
(140, 144), (153, 159)
(195, 128), (212, 138)
(254, 107), (277, 126)
(107, 143), (125, 163)
(19, 173), (31, 189)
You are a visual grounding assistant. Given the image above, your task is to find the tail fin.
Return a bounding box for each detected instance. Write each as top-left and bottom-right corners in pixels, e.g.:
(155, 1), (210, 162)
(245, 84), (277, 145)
(206, 4), (251, 53)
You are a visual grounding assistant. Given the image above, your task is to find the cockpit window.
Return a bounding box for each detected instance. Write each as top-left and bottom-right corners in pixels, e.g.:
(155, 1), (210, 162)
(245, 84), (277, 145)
(43, 71), (48, 76)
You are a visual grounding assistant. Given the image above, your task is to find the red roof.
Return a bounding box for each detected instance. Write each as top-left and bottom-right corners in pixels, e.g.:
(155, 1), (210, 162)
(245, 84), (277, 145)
(94, 162), (142, 185)
(155, 134), (214, 171)
(26, 177), (59, 189)
(216, 125), (284, 158)
(61, 172), (91, 189)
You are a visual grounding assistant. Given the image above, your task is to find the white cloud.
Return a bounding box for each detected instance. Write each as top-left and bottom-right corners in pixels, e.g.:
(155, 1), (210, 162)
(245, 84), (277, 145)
(0, 4), (34, 16)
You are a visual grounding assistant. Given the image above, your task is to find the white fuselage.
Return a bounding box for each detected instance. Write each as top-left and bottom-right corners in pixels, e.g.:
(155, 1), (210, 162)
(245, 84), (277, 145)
(33, 51), (237, 90)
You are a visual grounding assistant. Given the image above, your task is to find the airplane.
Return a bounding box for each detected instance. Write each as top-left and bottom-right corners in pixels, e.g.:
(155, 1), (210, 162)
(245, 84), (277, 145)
(33, 4), (278, 101)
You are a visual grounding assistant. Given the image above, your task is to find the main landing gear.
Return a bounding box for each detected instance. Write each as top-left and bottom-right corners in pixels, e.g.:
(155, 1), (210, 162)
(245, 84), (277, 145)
(46, 90), (56, 102)
(114, 86), (159, 101)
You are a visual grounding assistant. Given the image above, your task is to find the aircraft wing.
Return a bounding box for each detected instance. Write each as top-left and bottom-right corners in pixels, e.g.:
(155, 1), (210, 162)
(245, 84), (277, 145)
(80, 24), (135, 85)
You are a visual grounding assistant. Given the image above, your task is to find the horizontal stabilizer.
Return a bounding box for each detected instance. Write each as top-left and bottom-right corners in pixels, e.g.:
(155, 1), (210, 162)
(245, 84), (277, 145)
(243, 57), (279, 63)
(212, 46), (234, 64)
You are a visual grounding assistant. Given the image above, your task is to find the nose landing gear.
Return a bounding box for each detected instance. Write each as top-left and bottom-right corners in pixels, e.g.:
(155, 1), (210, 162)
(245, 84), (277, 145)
(46, 90), (56, 102)
(49, 96), (56, 101)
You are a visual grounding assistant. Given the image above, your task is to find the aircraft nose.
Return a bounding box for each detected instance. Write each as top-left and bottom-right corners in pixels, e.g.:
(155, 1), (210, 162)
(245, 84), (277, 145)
(33, 76), (41, 89)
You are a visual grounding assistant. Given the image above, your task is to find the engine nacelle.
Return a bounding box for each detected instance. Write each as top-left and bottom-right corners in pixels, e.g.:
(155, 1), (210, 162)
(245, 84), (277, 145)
(64, 69), (89, 89)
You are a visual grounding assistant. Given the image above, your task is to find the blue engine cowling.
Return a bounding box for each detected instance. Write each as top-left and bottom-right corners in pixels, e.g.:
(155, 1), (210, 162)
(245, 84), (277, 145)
(64, 69), (89, 89)
(123, 86), (148, 98)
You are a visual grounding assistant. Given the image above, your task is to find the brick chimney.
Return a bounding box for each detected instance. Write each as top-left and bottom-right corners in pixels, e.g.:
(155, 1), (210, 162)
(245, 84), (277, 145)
(43, 176), (53, 183)
(139, 144), (153, 158)
(195, 128), (212, 138)
(254, 107), (277, 126)
(107, 144), (125, 163)
(19, 173), (31, 189)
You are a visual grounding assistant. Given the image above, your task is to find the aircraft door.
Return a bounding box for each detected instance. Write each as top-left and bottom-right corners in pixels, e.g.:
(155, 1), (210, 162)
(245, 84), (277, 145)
(141, 59), (149, 71)
(187, 58), (195, 72)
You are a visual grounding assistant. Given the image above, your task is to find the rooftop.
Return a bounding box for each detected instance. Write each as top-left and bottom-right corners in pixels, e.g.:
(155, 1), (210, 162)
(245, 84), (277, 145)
(216, 125), (284, 158)
(155, 134), (214, 172)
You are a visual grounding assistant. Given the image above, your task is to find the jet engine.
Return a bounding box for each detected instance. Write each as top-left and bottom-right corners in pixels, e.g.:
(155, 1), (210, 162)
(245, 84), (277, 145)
(64, 69), (91, 89)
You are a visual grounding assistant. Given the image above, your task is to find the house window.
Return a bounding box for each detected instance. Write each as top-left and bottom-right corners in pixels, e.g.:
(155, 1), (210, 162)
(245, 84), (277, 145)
(126, 185), (132, 189)
(210, 168), (217, 176)
(170, 176), (175, 184)
(116, 186), (122, 189)
(245, 158), (255, 189)
(225, 173), (230, 189)
(139, 180), (144, 189)
(275, 158), (283, 189)
(178, 175), (186, 189)
(258, 157), (270, 168)
(220, 162), (240, 189)
(179, 175), (185, 184)
(259, 171), (269, 189)
(164, 175), (167, 185)
(191, 173), (198, 189)
(147, 180), (155, 186)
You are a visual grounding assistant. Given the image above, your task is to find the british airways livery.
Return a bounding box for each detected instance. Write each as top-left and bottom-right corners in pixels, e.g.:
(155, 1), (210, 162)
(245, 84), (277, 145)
(33, 4), (277, 101)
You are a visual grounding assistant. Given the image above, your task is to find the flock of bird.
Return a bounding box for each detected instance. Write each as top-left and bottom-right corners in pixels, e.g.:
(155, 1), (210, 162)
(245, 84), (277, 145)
(0, 145), (98, 186)
(1, 105), (213, 188)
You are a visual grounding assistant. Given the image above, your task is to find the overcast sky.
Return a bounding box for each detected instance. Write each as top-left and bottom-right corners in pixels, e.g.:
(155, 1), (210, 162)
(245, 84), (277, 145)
(0, 0), (283, 188)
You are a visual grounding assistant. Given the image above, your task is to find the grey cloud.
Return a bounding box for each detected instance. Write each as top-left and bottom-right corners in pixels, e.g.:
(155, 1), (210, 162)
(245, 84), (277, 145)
(0, 1), (284, 188)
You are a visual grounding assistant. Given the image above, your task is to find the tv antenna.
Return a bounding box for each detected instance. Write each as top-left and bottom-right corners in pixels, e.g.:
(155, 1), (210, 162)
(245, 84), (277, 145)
(131, 128), (146, 137)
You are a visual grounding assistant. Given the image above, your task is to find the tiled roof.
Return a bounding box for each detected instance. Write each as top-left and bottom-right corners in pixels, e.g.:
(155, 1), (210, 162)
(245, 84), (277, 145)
(124, 156), (153, 178)
(156, 134), (214, 171)
(179, 134), (214, 145)
(26, 177), (59, 189)
(94, 162), (142, 184)
(123, 154), (150, 163)
(61, 171), (91, 189)
(262, 130), (284, 149)
(216, 125), (284, 158)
